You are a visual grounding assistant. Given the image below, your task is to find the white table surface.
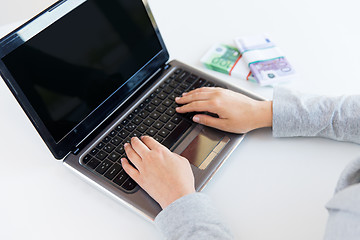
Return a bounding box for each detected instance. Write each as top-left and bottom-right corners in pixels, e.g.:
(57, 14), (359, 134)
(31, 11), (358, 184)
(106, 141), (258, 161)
(0, 0), (359, 239)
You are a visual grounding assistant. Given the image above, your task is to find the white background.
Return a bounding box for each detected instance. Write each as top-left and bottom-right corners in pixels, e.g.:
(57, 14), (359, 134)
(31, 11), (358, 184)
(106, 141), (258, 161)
(0, 0), (359, 239)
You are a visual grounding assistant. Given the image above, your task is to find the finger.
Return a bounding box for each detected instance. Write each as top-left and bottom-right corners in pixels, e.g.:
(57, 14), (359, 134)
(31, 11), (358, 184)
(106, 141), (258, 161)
(130, 137), (151, 159)
(176, 100), (213, 113)
(121, 158), (141, 183)
(175, 91), (214, 105)
(182, 87), (217, 96)
(124, 142), (142, 170)
(192, 114), (226, 130)
(140, 135), (167, 151)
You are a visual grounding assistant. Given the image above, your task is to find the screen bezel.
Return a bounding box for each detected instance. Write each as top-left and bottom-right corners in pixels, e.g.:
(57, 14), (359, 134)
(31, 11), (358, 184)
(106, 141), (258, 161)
(0, 0), (169, 159)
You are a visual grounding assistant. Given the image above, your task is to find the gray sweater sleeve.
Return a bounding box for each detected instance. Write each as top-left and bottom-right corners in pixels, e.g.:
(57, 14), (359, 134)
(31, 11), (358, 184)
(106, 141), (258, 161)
(154, 193), (233, 240)
(273, 87), (360, 240)
(272, 87), (360, 144)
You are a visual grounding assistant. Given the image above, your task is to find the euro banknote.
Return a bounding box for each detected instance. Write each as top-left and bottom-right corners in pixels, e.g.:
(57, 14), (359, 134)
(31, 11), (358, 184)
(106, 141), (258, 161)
(201, 44), (255, 82)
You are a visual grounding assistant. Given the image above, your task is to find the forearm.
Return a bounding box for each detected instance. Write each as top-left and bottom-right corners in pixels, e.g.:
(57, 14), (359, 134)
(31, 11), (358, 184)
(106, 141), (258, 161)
(272, 87), (360, 144)
(155, 193), (233, 240)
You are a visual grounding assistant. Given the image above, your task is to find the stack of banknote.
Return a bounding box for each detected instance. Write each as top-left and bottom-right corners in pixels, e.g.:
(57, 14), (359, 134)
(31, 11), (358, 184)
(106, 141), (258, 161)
(201, 35), (295, 86)
(201, 44), (256, 83)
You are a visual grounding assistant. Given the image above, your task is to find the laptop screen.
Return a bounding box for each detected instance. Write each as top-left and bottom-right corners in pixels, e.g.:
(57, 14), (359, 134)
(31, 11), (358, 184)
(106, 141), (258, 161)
(1, 0), (163, 143)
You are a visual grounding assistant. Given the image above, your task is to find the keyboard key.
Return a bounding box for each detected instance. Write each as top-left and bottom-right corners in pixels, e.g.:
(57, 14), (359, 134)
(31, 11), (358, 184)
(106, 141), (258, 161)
(174, 89), (183, 95)
(96, 151), (108, 161)
(159, 114), (170, 123)
(150, 92), (157, 98)
(136, 124), (147, 133)
(179, 83), (190, 90)
(130, 131), (141, 138)
(113, 170), (129, 186)
(96, 142), (105, 149)
(103, 136), (111, 143)
(174, 68), (182, 74)
(164, 77), (172, 84)
(110, 136), (121, 146)
(176, 71), (189, 82)
(119, 129), (130, 138)
(143, 118), (154, 126)
(169, 81), (179, 88)
(125, 123), (136, 132)
(132, 116), (142, 125)
(165, 122), (176, 131)
(133, 108), (140, 114)
(163, 86), (173, 94)
(165, 108), (176, 116)
(168, 93), (178, 100)
(185, 74), (198, 83)
(150, 111), (160, 120)
(190, 78), (206, 89)
(127, 113), (135, 120)
(83, 154), (92, 164)
(162, 99), (172, 107)
(121, 119), (129, 126)
(151, 97), (161, 106)
(104, 163), (122, 180)
(122, 178), (137, 191)
(108, 152), (121, 162)
(87, 158), (101, 170)
(139, 110), (150, 118)
(171, 115), (182, 124)
(145, 104), (155, 112)
(103, 144), (115, 153)
(146, 128), (157, 136)
(115, 145), (125, 154)
(144, 98), (151, 104)
(204, 82), (215, 87)
(90, 148), (99, 156)
(158, 129), (170, 138)
(154, 135), (164, 143)
(154, 88), (162, 94)
(158, 92), (167, 100)
(156, 105), (166, 113)
(95, 159), (113, 175)
(138, 102), (146, 109)
(153, 121), (164, 130)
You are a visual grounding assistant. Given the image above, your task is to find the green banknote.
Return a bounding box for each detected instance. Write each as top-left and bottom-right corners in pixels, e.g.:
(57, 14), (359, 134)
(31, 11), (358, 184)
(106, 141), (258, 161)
(201, 44), (241, 74)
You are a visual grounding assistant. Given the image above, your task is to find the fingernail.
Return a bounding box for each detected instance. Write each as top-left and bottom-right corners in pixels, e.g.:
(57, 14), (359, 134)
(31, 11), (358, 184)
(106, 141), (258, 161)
(124, 143), (129, 147)
(193, 116), (200, 122)
(175, 97), (181, 101)
(182, 92), (188, 96)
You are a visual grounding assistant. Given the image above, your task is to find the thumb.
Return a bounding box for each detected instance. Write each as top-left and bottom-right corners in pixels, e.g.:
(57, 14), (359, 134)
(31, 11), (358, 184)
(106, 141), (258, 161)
(192, 114), (226, 130)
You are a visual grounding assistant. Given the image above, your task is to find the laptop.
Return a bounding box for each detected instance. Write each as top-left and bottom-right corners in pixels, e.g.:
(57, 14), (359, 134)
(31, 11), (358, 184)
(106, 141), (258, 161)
(0, 0), (263, 220)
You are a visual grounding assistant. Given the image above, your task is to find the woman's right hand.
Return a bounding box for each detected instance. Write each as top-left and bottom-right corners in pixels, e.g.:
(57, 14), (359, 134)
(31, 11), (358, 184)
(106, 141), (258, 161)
(175, 87), (273, 134)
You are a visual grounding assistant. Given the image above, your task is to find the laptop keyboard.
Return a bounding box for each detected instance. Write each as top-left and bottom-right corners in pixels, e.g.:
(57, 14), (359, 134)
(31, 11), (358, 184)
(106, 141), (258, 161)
(81, 68), (224, 192)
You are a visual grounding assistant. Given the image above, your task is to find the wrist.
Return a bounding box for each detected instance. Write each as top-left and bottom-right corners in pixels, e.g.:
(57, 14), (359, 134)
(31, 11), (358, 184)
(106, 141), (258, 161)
(159, 189), (195, 209)
(254, 100), (273, 129)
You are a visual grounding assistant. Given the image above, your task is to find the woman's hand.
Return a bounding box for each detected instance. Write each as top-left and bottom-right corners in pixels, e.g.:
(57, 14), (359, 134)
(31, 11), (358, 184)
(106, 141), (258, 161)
(175, 87), (273, 133)
(121, 136), (195, 209)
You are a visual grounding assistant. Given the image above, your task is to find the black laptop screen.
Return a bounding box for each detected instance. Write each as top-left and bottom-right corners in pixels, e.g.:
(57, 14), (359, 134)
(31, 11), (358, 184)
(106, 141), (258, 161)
(2, 0), (162, 143)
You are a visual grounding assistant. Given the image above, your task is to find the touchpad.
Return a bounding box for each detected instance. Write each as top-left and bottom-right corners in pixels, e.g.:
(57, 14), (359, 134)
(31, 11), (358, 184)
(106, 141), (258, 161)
(180, 128), (230, 170)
